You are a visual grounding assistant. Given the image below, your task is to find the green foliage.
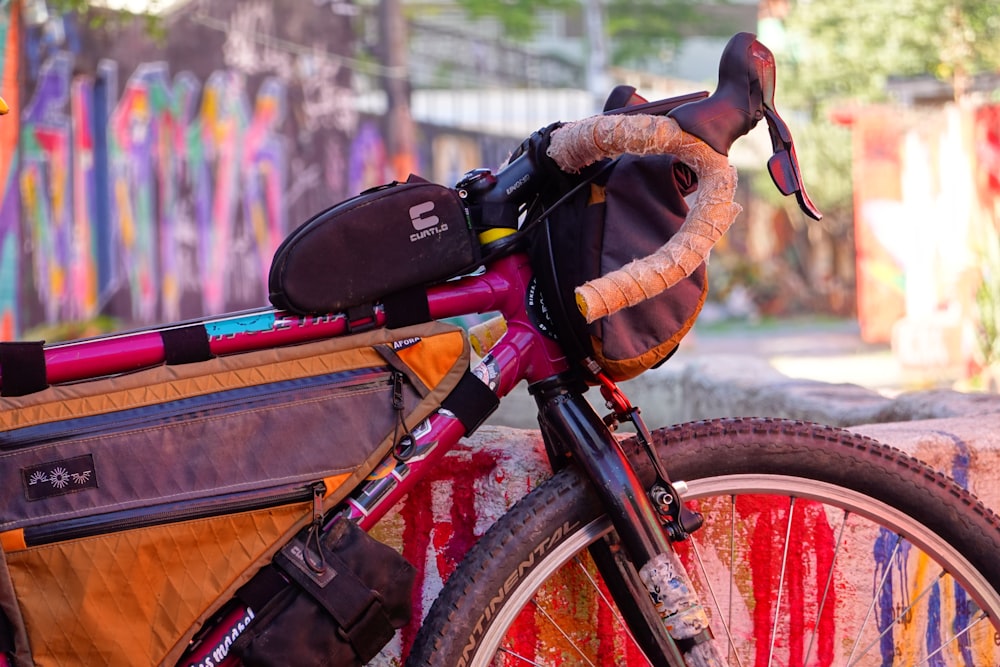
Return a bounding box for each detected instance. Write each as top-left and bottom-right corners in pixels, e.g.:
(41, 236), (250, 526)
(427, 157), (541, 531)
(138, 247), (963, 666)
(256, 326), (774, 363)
(454, 0), (577, 41)
(453, 0), (715, 60)
(974, 225), (1000, 368)
(42, 0), (165, 37)
(604, 0), (711, 66)
(778, 0), (1000, 108)
(763, 0), (1000, 230)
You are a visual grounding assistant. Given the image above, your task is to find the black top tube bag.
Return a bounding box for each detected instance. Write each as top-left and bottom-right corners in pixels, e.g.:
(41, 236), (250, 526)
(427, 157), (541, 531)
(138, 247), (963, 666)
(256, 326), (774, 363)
(269, 175), (479, 315)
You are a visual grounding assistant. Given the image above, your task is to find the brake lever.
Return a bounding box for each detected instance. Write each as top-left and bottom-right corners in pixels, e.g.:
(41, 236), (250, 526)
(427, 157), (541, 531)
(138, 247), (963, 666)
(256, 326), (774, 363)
(763, 107), (822, 220)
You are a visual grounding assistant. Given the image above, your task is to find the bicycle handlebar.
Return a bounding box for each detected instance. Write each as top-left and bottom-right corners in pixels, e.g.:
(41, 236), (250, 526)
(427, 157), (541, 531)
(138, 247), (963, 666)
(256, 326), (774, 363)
(538, 32), (819, 323)
(547, 114), (739, 322)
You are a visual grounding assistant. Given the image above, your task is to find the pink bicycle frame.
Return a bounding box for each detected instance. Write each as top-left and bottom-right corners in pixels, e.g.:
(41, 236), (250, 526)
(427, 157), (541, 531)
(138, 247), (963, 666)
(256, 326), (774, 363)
(7, 253), (562, 393)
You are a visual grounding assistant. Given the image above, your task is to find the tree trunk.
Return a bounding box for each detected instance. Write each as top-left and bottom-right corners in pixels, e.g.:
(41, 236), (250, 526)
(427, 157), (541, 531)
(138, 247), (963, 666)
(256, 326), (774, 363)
(379, 0), (417, 179)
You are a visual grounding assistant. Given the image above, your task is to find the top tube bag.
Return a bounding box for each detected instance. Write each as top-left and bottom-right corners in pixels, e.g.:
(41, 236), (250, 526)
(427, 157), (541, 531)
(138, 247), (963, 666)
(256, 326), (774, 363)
(0, 321), (469, 666)
(269, 175), (480, 315)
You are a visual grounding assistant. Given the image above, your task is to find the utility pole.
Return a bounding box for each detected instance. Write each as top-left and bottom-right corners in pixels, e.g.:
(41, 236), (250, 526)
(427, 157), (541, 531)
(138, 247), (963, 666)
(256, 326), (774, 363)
(583, 0), (608, 111)
(378, 0), (417, 179)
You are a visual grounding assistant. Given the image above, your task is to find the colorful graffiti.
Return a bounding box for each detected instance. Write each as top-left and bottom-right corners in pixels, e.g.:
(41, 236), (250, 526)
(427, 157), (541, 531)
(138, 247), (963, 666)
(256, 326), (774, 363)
(14, 56), (292, 328)
(21, 52), (75, 324)
(0, 1), (20, 340)
(0, 5), (514, 338)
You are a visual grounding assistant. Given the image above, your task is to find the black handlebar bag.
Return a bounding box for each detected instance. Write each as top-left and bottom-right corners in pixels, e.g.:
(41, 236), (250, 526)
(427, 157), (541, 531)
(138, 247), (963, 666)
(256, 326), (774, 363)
(269, 175), (479, 315)
(530, 153), (708, 381)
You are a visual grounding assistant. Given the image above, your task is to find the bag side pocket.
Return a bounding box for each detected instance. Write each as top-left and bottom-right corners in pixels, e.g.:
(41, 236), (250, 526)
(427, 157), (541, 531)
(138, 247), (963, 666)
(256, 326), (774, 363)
(233, 518), (416, 667)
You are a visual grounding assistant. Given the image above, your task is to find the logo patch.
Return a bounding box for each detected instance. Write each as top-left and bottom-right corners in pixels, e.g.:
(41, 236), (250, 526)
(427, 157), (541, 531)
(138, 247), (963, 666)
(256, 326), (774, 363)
(409, 201), (439, 231)
(409, 200), (450, 242)
(392, 337), (421, 351)
(23, 454), (98, 501)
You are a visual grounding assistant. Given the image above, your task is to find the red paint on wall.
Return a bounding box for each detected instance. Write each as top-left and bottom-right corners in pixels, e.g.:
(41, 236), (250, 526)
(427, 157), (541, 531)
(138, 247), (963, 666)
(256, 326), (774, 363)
(397, 447), (503, 658)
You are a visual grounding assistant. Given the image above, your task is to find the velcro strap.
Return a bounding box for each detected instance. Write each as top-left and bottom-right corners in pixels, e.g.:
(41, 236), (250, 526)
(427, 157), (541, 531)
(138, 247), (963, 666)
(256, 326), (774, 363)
(382, 286), (431, 329)
(0, 341), (48, 396)
(160, 324), (213, 365)
(442, 370), (500, 435)
(235, 564), (289, 612)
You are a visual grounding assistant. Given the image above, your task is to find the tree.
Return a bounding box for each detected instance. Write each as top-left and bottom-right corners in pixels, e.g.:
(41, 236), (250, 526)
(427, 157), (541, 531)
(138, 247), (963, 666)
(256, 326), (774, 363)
(453, 0), (726, 69)
(777, 0), (1000, 107)
(765, 0), (1000, 232)
(36, 0), (167, 35)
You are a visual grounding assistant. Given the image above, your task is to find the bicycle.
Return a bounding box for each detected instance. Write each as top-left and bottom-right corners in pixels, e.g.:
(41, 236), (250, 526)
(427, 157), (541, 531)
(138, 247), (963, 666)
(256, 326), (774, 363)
(2, 32), (999, 667)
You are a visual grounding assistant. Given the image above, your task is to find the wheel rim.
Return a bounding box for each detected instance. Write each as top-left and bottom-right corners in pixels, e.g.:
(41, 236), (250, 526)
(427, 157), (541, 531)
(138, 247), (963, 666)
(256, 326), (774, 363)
(471, 473), (1000, 666)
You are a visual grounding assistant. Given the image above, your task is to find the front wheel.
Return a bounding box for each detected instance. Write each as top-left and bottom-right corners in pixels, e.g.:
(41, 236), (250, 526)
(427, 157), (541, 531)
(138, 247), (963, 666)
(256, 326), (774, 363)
(406, 418), (1000, 666)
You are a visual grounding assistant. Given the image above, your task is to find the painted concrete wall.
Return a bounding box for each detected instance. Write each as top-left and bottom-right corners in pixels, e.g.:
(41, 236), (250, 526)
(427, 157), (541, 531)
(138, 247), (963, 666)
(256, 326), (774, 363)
(849, 103), (1000, 384)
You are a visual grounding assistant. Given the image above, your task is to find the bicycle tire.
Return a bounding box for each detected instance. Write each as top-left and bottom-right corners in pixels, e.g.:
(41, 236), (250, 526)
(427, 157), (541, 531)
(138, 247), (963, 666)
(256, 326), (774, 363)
(406, 417), (1000, 667)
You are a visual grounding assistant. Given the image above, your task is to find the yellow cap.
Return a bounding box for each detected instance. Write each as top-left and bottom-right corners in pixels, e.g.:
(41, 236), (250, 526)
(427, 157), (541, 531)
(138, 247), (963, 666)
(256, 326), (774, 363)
(478, 228), (515, 245)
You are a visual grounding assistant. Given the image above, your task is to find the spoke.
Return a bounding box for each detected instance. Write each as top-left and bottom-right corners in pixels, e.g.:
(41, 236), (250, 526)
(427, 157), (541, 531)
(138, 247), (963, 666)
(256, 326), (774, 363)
(849, 569), (948, 665)
(766, 496), (796, 667)
(804, 509), (850, 666)
(728, 494), (737, 667)
(529, 599), (598, 667)
(690, 535), (744, 667)
(496, 646), (547, 666)
(572, 556), (653, 665)
(846, 533), (903, 665)
(917, 610), (989, 666)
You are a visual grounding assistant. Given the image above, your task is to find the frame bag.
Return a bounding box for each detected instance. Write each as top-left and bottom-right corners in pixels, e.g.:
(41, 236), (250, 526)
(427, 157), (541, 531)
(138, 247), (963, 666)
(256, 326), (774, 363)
(269, 175), (479, 315)
(0, 322), (469, 666)
(530, 153), (708, 381)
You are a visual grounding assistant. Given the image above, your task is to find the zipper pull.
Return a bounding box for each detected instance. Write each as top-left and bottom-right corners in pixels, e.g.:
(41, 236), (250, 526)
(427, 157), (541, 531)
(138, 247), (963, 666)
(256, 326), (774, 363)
(304, 482), (327, 574)
(311, 481), (325, 526)
(391, 370), (405, 410)
(390, 371), (416, 460)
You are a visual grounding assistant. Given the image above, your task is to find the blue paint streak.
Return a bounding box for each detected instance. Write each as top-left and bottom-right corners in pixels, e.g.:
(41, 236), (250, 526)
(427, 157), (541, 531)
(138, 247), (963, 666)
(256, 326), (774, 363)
(926, 581), (945, 666)
(204, 311), (276, 337)
(874, 529), (898, 663)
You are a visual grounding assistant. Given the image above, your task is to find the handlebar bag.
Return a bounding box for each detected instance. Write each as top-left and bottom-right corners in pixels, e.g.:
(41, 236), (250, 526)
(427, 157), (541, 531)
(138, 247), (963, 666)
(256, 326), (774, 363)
(530, 153), (707, 382)
(0, 321), (468, 666)
(269, 175), (479, 315)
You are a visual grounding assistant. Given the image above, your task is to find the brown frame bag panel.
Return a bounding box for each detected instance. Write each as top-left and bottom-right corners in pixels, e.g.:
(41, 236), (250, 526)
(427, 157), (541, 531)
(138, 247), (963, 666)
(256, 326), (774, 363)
(0, 322), (469, 666)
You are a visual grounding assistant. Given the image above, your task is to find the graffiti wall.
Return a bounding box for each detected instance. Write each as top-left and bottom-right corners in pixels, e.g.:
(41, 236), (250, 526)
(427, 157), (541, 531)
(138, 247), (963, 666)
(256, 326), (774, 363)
(851, 102), (997, 378)
(1, 0), (517, 339)
(0, 1), (19, 340)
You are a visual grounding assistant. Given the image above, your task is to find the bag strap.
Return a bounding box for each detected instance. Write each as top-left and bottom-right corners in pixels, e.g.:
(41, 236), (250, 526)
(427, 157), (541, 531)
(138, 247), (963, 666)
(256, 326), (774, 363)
(272, 522), (396, 664)
(0, 607), (14, 657)
(0, 342), (48, 397)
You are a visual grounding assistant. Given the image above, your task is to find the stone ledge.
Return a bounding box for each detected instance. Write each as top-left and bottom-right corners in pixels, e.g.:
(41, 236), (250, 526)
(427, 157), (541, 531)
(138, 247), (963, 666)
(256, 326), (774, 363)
(621, 354), (1000, 428)
(487, 354), (1000, 512)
